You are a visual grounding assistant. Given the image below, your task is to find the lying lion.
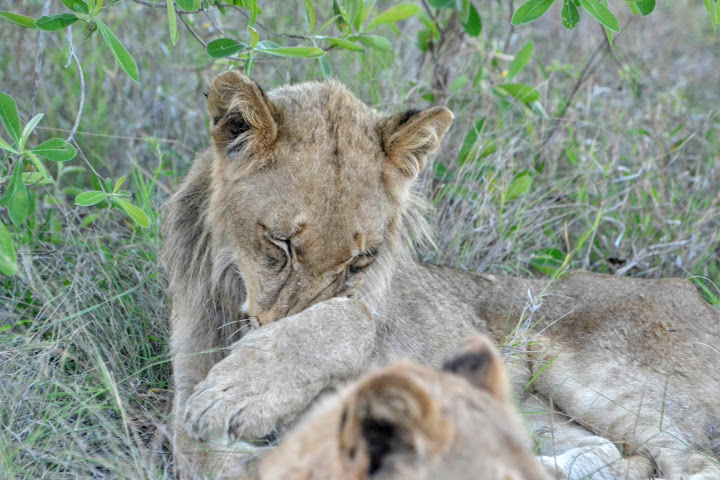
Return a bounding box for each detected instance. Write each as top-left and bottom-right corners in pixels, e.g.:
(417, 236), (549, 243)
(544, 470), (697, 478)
(259, 336), (552, 480)
(161, 71), (720, 479)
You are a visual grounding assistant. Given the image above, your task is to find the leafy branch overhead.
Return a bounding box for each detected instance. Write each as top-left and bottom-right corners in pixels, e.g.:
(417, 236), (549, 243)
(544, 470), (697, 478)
(0, 0), (429, 277)
(512, 0), (719, 34)
(0, 0), (717, 280)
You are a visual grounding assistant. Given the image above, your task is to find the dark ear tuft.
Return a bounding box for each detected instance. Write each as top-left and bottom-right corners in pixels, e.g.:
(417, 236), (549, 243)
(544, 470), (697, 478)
(207, 71), (277, 159)
(223, 114), (252, 153)
(397, 109), (421, 127)
(361, 418), (408, 475)
(338, 370), (452, 477)
(442, 336), (511, 404)
(379, 106), (453, 179)
(442, 351), (493, 377)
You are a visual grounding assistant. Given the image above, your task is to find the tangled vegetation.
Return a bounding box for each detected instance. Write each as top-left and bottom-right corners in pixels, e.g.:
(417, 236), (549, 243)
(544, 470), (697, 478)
(1, 0), (719, 477)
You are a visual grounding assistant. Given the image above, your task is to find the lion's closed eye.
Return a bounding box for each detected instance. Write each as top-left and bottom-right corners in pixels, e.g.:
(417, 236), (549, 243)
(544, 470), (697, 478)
(262, 236), (290, 270)
(348, 247), (378, 275)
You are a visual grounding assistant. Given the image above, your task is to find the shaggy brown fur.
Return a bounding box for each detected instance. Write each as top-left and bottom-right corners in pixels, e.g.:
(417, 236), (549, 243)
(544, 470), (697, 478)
(259, 336), (552, 480)
(161, 71), (720, 479)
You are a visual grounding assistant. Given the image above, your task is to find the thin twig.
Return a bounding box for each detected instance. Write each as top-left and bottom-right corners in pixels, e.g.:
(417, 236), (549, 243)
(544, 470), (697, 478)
(34, 126), (196, 153)
(128, 0), (201, 14)
(542, 20), (635, 154)
(178, 14), (290, 64)
(541, 32), (609, 150)
(223, 4), (308, 40)
(203, 9), (228, 38)
(179, 13), (207, 48)
(129, 0), (306, 39)
(419, 0), (434, 20)
(64, 27), (85, 144)
(503, 0), (515, 52)
(31, 0), (52, 117)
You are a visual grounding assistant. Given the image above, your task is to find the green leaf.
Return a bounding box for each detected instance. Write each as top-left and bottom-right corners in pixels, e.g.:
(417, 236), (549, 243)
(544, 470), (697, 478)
(23, 151), (53, 184)
(255, 45), (325, 58)
(304, 0), (315, 32)
(0, 136), (15, 153)
(460, 3), (482, 37)
(95, 19), (139, 84)
(578, 0), (619, 32)
(506, 171), (533, 200)
(507, 42), (533, 79)
(206, 38), (246, 57)
(0, 221), (17, 276)
(22, 172), (52, 185)
(75, 190), (110, 206)
(245, 0), (259, 27)
(344, 0), (363, 31)
(366, 3), (420, 31)
(166, 0), (178, 46)
(561, 0), (580, 28)
(115, 198), (150, 228)
(316, 36), (364, 52)
(0, 92), (21, 146)
(81, 212), (100, 227)
(319, 55), (332, 79)
(176, 0), (200, 11)
(351, 34), (392, 52)
(113, 176), (126, 193)
(316, 14), (342, 35)
(0, 11), (37, 29)
(450, 75), (469, 93)
(458, 117), (486, 166)
(530, 248), (564, 275)
(249, 26), (260, 48)
(19, 113), (43, 152)
(35, 13), (78, 31)
(498, 83), (540, 103)
(61, 0), (89, 14)
(705, 0), (719, 32)
(511, 0), (555, 26)
(31, 138), (77, 162)
(634, 0), (655, 16)
(8, 163), (29, 227)
(427, 0), (455, 8)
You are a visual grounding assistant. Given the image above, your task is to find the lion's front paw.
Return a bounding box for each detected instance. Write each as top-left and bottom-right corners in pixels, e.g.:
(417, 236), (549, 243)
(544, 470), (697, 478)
(183, 378), (281, 446)
(183, 297), (375, 446)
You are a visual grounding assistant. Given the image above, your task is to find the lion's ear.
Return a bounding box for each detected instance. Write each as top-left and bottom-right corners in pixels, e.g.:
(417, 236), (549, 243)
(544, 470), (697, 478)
(207, 71), (277, 156)
(442, 336), (511, 406)
(380, 106), (453, 178)
(338, 370), (452, 477)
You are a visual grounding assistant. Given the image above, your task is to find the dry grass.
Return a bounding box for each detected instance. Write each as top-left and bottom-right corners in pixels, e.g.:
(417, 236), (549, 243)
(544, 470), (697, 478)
(1, 0), (719, 478)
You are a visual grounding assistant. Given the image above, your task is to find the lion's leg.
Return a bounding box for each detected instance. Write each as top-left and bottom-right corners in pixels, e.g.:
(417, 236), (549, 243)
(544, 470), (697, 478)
(529, 340), (720, 479)
(183, 298), (376, 447)
(521, 396), (655, 479)
(170, 306), (244, 479)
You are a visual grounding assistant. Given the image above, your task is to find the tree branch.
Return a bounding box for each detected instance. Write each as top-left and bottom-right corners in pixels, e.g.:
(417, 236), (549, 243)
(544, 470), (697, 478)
(31, 0), (52, 117)
(64, 26), (85, 144)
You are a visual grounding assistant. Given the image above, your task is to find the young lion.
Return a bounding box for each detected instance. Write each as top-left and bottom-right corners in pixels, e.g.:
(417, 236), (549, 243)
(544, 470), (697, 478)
(162, 71), (720, 479)
(259, 336), (553, 480)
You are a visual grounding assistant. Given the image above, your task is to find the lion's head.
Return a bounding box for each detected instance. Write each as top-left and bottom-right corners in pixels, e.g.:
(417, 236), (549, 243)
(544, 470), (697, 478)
(203, 71), (452, 325)
(258, 335), (551, 480)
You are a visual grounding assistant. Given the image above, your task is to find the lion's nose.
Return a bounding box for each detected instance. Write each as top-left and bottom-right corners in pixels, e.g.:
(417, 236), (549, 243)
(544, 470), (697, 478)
(257, 275), (342, 326)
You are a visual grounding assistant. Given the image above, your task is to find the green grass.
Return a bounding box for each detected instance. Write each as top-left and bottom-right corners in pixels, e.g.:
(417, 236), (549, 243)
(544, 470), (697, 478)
(1, 0), (719, 477)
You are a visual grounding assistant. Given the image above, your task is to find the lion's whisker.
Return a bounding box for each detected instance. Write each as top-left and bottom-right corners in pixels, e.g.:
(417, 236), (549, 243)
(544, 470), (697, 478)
(217, 318), (251, 330)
